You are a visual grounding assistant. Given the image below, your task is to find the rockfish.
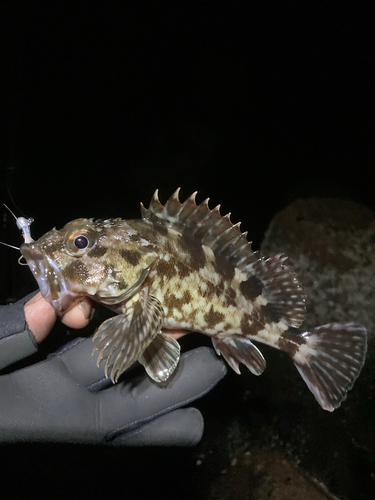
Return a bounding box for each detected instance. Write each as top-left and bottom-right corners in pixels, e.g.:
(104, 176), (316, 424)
(20, 189), (367, 411)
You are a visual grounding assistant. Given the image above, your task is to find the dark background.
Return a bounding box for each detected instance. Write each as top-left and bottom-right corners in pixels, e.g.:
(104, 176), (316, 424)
(0, 2), (374, 499)
(1, 3), (374, 256)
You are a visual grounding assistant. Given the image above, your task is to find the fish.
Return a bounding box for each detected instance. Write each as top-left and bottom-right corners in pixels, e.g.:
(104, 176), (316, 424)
(19, 189), (367, 411)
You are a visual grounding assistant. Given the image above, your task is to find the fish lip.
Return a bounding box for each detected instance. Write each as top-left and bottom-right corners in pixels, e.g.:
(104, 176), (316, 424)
(20, 244), (80, 316)
(21, 244), (50, 296)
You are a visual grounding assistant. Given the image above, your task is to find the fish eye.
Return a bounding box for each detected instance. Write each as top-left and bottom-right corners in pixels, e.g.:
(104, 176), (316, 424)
(74, 235), (89, 249)
(65, 227), (96, 255)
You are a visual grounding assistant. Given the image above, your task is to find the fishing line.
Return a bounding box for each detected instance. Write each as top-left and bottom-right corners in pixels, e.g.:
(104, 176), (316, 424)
(3, 204), (34, 243)
(5, 176), (28, 218)
(0, 241), (20, 250)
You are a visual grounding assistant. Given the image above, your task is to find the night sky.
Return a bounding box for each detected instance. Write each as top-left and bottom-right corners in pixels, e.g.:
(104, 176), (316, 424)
(2, 2), (374, 235)
(1, 3), (375, 498)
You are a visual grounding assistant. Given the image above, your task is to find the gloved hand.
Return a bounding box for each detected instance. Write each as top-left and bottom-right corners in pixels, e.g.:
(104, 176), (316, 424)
(0, 294), (227, 446)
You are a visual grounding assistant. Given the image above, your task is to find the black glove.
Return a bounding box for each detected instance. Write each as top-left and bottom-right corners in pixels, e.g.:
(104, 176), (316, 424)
(0, 298), (227, 446)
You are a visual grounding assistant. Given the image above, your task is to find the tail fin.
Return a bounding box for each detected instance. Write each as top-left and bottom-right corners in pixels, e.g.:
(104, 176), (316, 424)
(293, 323), (367, 411)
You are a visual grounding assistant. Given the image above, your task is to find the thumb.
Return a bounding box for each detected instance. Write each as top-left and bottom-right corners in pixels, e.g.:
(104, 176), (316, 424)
(24, 292), (57, 343)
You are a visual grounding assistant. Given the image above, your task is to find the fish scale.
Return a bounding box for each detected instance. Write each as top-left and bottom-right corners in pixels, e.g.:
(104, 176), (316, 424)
(19, 188), (367, 411)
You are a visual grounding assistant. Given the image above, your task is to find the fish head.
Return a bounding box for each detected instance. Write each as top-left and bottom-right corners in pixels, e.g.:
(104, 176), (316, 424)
(20, 218), (158, 315)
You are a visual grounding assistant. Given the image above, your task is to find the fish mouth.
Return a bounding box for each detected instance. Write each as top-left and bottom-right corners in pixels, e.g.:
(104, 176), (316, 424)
(21, 244), (80, 316)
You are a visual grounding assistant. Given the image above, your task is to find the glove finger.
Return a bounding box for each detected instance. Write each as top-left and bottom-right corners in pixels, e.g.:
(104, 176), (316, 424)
(99, 347), (227, 441)
(54, 336), (112, 390)
(110, 408), (204, 447)
(0, 292), (39, 370)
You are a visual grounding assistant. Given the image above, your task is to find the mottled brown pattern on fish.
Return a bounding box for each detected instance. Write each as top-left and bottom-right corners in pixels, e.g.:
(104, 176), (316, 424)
(240, 302), (288, 341)
(277, 330), (305, 356)
(241, 312), (258, 337)
(261, 303), (282, 324)
(128, 233), (141, 243)
(88, 246), (107, 258)
(207, 280), (221, 299)
(120, 249), (142, 266)
(256, 304), (280, 328)
(180, 228), (207, 270)
(240, 276), (263, 301)
(153, 259), (178, 281)
(166, 291), (192, 310)
(216, 280), (226, 296)
(128, 219), (164, 246)
(214, 254), (235, 281)
(64, 260), (90, 282)
(42, 243), (64, 254)
(161, 240), (175, 257)
(204, 306), (225, 329)
(174, 260), (191, 278)
(225, 287), (237, 307)
(87, 211), (286, 342)
(152, 220), (170, 237)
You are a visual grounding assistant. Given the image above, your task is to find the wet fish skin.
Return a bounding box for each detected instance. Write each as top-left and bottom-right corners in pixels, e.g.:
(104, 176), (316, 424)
(20, 189), (367, 410)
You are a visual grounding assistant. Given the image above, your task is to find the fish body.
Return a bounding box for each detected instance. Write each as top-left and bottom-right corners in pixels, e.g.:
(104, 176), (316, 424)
(20, 189), (367, 411)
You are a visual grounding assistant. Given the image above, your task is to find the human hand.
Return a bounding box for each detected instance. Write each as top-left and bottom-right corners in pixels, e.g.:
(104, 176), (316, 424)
(24, 291), (93, 343)
(0, 293), (226, 446)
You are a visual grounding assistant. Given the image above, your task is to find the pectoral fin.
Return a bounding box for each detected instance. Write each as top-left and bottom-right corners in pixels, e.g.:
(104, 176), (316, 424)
(92, 287), (165, 382)
(138, 333), (181, 383)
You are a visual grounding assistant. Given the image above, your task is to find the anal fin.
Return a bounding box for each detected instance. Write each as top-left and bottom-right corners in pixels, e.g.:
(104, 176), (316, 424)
(138, 333), (181, 383)
(212, 336), (266, 376)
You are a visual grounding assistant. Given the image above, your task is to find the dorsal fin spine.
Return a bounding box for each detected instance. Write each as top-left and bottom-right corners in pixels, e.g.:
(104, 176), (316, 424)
(212, 222), (242, 254)
(170, 187), (181, 203)
(175, 191), (198, 222)
(163, 188), (181, 217)
(236, 250), (259, 270)
(186, 191), (198, 205)
(202, 207), (225, 241)
(204, 205), (222, 232)
(193, 199), (213, 233)
(204, 224), (230, 249)
(217, 226), (244, 256)
(226, 232), (250, 260)
(140, 202), (149, 219)
(149, 189), (164, 215)
(192, 198), (211, 231)
(183, 202), (200, 224)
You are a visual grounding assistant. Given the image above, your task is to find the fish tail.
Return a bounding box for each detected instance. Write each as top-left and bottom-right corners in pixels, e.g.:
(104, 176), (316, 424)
(290, 323), (367, 411)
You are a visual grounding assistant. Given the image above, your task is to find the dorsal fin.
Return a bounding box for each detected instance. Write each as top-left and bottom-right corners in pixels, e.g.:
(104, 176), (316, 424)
(143, 188), (247, 249)
(141, 189), (306, 328)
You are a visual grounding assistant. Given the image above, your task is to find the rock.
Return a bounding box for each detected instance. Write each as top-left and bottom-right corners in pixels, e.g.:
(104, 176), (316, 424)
(207, 450), (338, 500)
(261, 198), (375, 336)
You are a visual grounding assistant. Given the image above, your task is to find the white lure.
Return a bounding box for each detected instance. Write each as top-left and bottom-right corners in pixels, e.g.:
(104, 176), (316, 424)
(0, 204), (34, 252)
(15, 215), (34, 244)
